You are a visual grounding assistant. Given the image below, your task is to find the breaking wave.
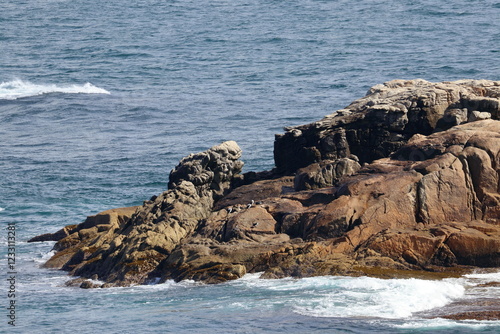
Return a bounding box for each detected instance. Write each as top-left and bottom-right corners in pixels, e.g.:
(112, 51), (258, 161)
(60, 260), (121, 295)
(290, 276), (465, 319)
(0, 79), (110, 100)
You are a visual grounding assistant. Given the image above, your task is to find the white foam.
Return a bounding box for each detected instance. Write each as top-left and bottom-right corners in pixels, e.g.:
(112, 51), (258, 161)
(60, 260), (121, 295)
(464, 270), (500, 282)
(0, 207), (4, 212)
(396, 318), (500, 330)
(0, 79), (110, 100)
(222, 274), (472, 319)
(235, 272), (264, 281)
(40, 249), (56, 261)
(247, 276), (467, 319)
(125, 278), (203, 293)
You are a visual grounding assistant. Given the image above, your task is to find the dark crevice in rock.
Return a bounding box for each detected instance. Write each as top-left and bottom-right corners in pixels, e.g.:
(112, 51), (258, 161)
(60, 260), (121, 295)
(346, 217), (362, 233)
(458, 156), (480, 221)
(415, 181), (425, 224)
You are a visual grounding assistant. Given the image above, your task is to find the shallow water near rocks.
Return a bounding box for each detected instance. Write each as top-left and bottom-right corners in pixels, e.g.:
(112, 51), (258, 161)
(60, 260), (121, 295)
(1, 0), (500, 332)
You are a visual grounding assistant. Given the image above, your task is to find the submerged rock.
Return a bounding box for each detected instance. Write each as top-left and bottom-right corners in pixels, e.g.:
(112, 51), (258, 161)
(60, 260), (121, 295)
(32, 79), (500, 289)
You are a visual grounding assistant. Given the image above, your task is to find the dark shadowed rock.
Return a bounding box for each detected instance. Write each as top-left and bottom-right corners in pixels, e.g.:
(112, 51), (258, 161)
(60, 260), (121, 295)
(274, 79), (500, 174)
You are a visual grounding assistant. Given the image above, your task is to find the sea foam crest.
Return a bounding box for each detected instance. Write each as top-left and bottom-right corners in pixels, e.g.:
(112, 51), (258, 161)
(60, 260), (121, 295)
(0, 79), (110, 100)
(288, 276), (464, 319)
(230, 274), (466, 319)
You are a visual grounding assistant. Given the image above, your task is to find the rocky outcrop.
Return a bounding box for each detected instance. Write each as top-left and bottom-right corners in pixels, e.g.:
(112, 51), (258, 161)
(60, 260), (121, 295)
(40, 206), (138, 270)
(274, 79), (500, 174)
(31, 79), (500, 287)
(28, 225), (76, 243)
(294, 157), (361, 191)
(34, 141), (244, 286)
(176, 120), (500, 282)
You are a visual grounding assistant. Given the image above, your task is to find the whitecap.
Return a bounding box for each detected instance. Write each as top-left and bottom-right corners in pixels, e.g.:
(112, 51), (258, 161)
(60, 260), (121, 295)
(0, 207), (4, 212)
(289, 276), (465, 319)
(0, 79), (110, 100)
(226, 274), (468, 319)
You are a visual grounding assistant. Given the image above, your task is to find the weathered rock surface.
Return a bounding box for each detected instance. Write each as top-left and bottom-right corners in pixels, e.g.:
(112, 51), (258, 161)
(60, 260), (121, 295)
(36, 141), (244, 286)
(39, 206), (138, 270)
(32, 79), (500, 289)
(275, 79), (500, 174)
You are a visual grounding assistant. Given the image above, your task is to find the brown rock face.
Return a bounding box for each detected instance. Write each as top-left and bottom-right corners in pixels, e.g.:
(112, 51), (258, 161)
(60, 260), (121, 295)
(32, 80), (500, 287)
(40, 207), (138, 270)
(37, 141), (245, 286)
(294, 157), (361, 191)
(274, 79), (500, 174)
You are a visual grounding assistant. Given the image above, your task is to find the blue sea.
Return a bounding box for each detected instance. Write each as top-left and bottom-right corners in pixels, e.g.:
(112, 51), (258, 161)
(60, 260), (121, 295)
(1, 0), (500, 332)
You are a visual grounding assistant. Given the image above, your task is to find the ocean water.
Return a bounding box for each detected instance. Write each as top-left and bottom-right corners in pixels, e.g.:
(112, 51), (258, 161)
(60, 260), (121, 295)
(1, 0), (500, 332)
